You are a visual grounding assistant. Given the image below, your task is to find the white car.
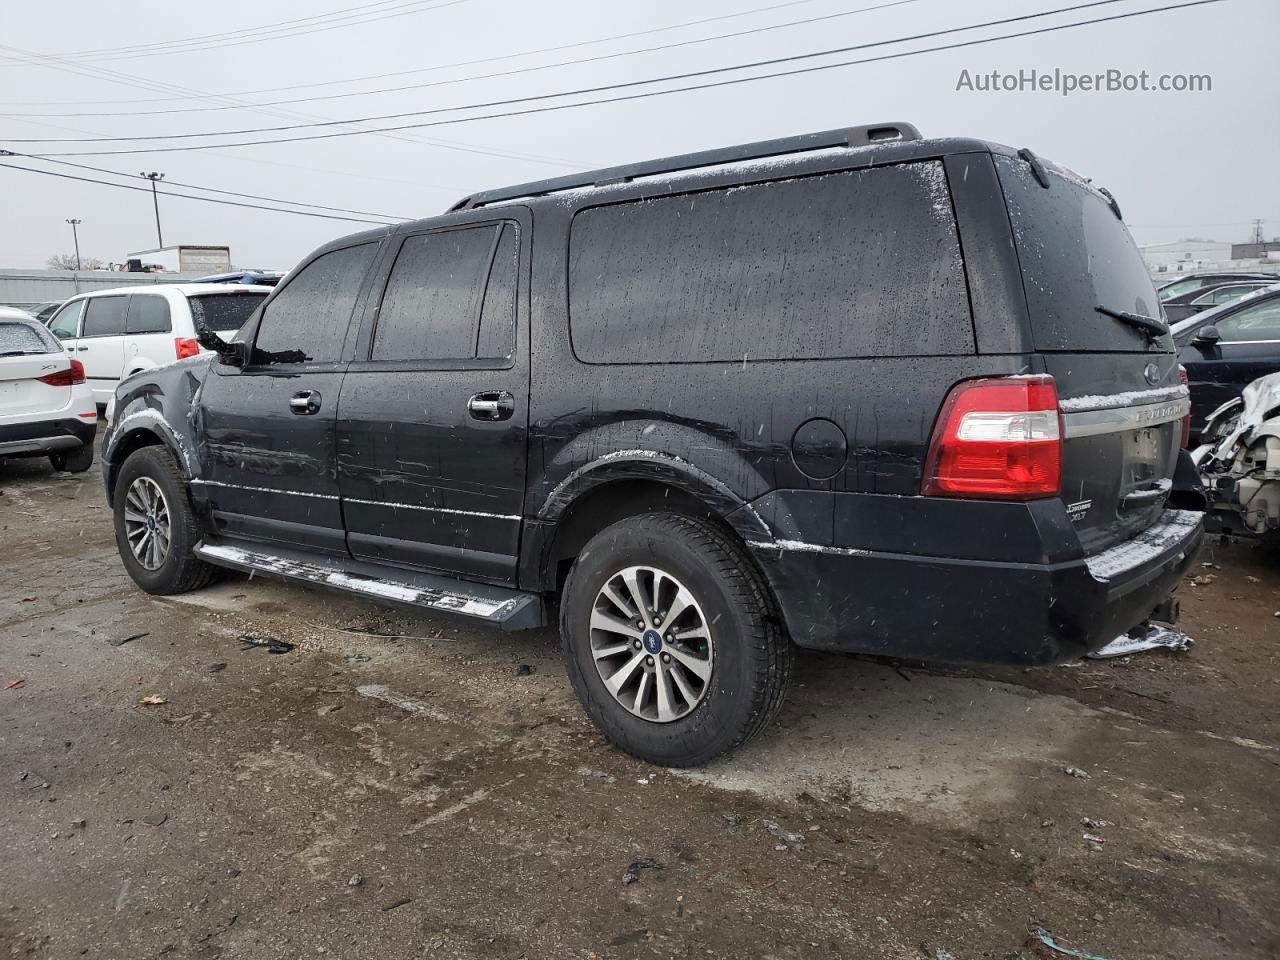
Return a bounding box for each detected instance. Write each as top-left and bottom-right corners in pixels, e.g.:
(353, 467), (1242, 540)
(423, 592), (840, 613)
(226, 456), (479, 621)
(45, 283), (270, 406)
(0, 307), (97, 473)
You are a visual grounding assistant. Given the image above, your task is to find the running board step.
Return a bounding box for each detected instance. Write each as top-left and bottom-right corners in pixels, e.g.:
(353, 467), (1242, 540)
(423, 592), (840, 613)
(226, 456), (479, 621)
(194, 540), (544, 630)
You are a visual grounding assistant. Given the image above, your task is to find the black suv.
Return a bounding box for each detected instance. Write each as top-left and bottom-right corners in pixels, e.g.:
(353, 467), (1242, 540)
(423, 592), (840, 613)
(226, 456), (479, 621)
(102, 124), (1203, 766)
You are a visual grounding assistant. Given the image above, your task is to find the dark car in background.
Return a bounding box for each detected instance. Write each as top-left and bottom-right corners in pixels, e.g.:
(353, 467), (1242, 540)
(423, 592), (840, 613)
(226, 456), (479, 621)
(1157, 271), (1276, 303)
(1173, 283), (1280, 439)
(31, 300), (66, 325)
(1162, 280), (1274, 324)
(100, 124), (1202, 766)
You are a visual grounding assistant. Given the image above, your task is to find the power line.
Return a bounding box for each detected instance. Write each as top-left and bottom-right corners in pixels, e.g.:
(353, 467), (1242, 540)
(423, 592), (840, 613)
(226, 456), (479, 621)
(6, 0), (1221, 149)
(3, 151), (413, 220)
(0, 0), (823, 106)
(3, 0), (440, 60)
(0, 0), (476, 65)
(0, 161), (400, 225)
(22, 0), (1224, 159)
(0, 43), (585, 168)
(4, 0), (924, 117)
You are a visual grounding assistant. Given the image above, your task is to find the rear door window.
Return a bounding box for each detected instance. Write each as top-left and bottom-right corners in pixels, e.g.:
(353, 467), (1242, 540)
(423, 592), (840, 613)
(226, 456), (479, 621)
(189, 292), (268, 333)
(568, 162), (972, 363)
(125, 295), (172, 334)
(252, 243), (378, 365)
(1215, 299), (1280, 341)
(81, 296), (128, 338)
(371, 222), (516, 363)
(995, 154), (1163, 352)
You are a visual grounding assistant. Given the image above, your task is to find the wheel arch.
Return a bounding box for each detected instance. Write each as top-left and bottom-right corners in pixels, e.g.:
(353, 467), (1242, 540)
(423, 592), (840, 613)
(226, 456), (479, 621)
(104, 418), (193, 504)
(524, 451), (775, 596)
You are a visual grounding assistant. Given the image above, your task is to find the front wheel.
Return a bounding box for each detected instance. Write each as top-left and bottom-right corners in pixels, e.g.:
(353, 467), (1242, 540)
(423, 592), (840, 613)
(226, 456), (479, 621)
(560, 513), (792, 767)
(112, 446), (219, 595)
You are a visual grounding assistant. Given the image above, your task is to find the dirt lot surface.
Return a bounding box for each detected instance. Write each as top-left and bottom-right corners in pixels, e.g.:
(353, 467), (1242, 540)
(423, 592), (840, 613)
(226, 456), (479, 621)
(2, 437), (1277, 960)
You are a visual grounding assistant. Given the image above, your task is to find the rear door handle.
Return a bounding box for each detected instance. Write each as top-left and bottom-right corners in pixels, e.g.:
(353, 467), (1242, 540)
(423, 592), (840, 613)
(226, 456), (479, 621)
(467, 390), (515, 421)
(289, 389), (322, 415)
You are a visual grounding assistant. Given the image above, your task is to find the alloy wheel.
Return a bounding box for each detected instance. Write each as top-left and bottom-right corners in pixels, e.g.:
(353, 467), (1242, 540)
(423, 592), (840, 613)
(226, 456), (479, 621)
(123, 476), (171, 571)
(589, 565), (714, 723)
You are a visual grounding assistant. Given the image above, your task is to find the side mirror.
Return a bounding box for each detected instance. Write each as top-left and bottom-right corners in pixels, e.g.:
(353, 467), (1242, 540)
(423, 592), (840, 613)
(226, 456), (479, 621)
(1194, 324), (1222, 345)
(194, 324), (247, 367)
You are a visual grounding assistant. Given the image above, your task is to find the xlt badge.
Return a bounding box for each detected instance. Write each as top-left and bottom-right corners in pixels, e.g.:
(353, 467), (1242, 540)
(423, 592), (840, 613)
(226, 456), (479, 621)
(1067, 499), (1092, 523)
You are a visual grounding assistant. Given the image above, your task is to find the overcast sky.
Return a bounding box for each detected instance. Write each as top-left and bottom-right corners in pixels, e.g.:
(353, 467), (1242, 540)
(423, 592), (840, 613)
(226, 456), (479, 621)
(1, 0), (1275, 270)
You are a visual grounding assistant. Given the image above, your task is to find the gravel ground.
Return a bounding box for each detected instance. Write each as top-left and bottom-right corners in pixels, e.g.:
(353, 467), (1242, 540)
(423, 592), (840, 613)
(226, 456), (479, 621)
(2, 436), (1277, 959)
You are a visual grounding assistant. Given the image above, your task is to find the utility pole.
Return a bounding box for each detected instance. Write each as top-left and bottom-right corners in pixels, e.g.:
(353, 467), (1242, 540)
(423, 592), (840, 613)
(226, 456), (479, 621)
(140, 171), (165, 247)
(65, 218), (82, 270)
(1251, 219), (1265, 245)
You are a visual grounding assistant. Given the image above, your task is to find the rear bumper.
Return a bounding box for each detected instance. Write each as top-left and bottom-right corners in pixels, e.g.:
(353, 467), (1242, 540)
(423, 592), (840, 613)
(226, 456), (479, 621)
(0, 417), (96, 457)
(745, 498), (1203, 665)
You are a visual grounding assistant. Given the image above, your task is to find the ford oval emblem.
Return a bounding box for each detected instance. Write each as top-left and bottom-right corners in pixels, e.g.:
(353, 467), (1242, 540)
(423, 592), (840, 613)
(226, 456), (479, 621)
(1143, 362), (1160, 386)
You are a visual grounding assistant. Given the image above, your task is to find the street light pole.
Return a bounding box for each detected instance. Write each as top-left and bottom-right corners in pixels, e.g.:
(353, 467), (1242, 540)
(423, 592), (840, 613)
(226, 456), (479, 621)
(140, 172), (165, 247)
(65, 218), (82, 270)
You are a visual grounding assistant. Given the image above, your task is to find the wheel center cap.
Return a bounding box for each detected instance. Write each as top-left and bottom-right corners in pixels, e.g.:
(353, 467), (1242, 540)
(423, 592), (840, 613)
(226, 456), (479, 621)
(147, 516), (156, 531)
(642, 629), (663, 654)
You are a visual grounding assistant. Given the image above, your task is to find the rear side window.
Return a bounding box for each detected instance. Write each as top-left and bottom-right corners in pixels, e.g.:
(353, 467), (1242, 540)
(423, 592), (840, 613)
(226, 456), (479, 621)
(372, 222), (517, 362)
(126, 295), (172, 334)
(252, 243), (377, 365)
(81, 296), (128, 337)
(189, 292), (267, 333)
(995, 155), (1164, 352)
(1216, 298), (1280, 342)
(0, 321), (55, 354)
(48, 300), (85, 339)
(568, 163), (972, 363)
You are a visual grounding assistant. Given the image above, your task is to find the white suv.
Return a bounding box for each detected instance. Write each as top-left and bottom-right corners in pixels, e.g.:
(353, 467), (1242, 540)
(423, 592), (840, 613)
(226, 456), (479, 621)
(46, 283), (269, 406)
(1, 307), (97, 473)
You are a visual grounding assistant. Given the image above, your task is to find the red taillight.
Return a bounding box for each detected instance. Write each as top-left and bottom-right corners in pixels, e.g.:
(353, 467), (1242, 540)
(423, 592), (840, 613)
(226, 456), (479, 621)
(1177, 365), (1192, 448)
(175, 337), (200, 360)
(37, 358), (86, 387)
(922, 375), (1062, 499)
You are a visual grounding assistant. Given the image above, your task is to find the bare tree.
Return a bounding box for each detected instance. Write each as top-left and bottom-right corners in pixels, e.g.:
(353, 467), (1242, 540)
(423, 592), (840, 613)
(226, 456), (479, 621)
(46, 253), (104, 270)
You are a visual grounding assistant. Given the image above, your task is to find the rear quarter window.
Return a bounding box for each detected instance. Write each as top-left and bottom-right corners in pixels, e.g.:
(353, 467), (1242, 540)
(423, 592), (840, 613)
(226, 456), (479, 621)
(995, 154), (1164, 352)
(568, 162), (973, 363)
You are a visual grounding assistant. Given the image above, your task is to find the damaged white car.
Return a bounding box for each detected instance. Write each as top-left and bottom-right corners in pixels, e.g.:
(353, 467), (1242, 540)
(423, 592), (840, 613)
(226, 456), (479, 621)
(1194, 371), (1280, 540)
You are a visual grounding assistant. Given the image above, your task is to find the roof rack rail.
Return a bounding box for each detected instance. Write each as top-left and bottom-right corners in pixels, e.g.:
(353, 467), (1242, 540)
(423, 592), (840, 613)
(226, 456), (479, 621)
(448, 122), (920, 211)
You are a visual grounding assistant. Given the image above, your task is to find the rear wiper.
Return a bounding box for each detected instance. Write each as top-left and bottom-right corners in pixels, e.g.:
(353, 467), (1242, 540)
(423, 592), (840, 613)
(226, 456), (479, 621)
(1095, 305), (1169, 341)
(0, 349), (38, 357)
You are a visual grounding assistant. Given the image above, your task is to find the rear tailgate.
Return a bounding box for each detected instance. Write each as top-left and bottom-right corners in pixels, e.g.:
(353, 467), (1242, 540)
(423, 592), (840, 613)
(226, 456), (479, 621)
(995, 154), (1186, 555)
(0, 322), (73, 419)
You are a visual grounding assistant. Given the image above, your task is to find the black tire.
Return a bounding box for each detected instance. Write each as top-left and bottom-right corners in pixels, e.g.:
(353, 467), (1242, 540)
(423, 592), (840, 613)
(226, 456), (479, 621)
(49, 443), (93, 473)
(560, 512), (792, 767)
(112, 446), (219, 595)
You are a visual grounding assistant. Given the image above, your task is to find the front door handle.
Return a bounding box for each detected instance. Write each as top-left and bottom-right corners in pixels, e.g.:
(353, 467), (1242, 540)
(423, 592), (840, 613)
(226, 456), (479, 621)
(468, 390), (515, 421)
(289, 389), (322, 415)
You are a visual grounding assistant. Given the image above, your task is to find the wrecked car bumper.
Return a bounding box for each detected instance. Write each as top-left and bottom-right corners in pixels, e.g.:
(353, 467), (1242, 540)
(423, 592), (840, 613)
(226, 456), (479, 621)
(744, 495), (1203, 665)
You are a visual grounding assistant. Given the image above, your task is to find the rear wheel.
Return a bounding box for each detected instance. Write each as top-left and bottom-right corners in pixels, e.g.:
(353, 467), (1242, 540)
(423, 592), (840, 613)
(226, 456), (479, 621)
(49, 443), (93, 474)
(560, 512), (791, 767)
(112, 446), (218, 595)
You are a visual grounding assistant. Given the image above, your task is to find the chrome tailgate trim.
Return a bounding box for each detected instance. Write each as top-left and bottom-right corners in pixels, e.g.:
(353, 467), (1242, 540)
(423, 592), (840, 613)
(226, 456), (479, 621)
(1061, 386), (1190, 439)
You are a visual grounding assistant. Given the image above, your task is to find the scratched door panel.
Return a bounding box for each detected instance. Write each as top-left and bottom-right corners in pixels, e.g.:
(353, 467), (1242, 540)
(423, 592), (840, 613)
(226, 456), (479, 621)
(338, 219), (529, 584)
(195, 241), (381, 554)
